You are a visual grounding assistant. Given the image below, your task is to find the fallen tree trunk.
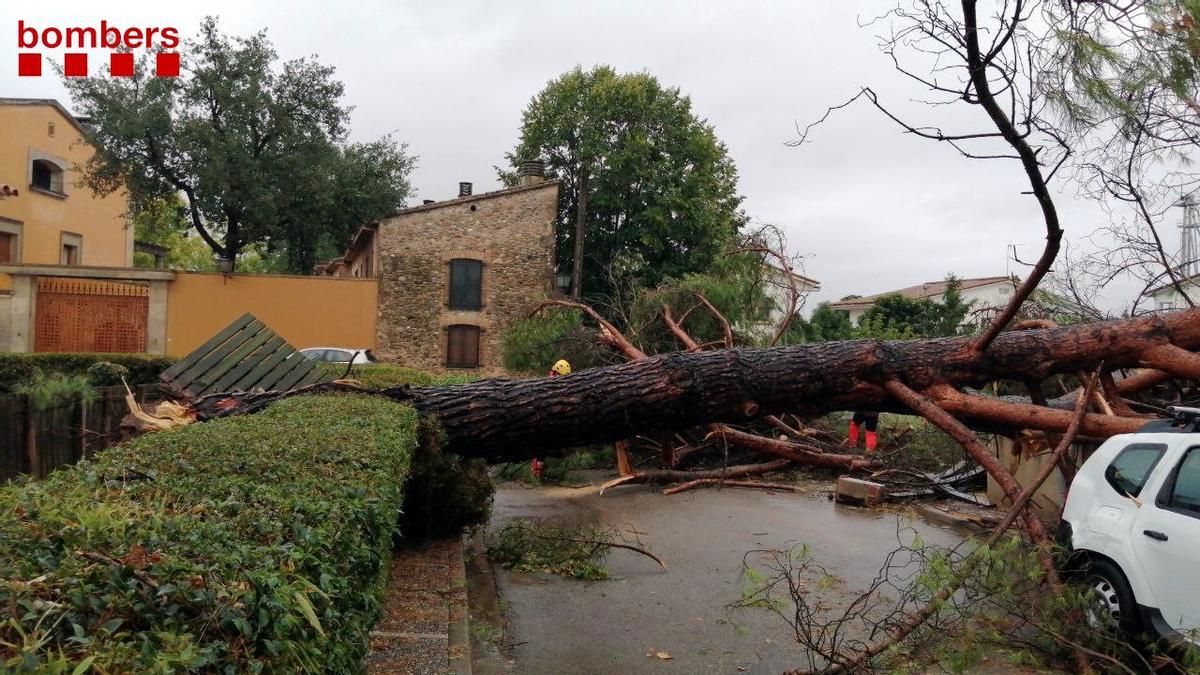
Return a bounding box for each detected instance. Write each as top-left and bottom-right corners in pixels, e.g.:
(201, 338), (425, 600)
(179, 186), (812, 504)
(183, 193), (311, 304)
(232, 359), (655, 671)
(394, 309), (1198, 458)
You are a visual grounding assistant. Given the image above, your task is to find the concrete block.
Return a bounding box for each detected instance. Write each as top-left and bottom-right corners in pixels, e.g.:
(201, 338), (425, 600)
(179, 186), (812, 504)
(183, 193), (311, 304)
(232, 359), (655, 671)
(835, 476), (889, 507)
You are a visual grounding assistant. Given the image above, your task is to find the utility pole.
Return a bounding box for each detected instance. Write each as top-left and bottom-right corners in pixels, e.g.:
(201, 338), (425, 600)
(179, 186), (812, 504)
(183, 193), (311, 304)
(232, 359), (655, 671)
(572, 168), (587, 298)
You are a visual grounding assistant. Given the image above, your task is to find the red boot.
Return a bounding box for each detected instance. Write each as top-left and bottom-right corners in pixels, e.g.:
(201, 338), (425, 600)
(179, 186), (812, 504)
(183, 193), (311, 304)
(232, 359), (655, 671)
(865, 431), (878, 454)
(530, 457), (544, 479)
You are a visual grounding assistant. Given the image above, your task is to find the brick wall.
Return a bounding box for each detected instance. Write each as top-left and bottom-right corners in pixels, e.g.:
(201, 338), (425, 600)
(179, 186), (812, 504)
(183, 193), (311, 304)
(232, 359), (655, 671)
(375, 180), (558, 373)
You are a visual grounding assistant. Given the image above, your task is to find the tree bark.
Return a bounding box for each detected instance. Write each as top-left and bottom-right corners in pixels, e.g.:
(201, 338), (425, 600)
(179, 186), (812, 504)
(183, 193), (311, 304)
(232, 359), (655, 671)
(400, 309), (1200, 458)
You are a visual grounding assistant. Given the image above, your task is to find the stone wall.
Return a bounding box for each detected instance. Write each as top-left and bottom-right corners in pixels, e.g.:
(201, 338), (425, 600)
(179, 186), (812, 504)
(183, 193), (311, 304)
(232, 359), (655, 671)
(374, 181), (558, 373)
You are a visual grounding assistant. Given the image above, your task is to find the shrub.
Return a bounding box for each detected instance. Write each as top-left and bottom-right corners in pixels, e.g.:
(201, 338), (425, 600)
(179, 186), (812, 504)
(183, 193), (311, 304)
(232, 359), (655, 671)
(11, 372), (97, 411)
(0, 395), (417, 672)
(85, 361), (131, 387)
(397, 417), (494, 542)
(0, 353), (177, 394)
(319, 363), (481, 388)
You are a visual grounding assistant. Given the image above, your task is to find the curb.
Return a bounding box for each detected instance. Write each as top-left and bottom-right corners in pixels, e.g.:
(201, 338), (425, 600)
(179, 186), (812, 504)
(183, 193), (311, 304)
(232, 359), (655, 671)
(448, 535), (472, 675)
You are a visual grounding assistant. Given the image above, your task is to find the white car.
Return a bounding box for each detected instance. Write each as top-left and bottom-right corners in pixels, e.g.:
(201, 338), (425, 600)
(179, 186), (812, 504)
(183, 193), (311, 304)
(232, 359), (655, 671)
(1060, 406), (1200, 647)
(297, 347), (377, 365)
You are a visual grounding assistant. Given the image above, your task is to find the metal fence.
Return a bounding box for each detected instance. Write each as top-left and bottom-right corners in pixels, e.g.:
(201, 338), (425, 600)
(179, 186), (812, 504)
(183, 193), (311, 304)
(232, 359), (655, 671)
(0, 383), (162, 480)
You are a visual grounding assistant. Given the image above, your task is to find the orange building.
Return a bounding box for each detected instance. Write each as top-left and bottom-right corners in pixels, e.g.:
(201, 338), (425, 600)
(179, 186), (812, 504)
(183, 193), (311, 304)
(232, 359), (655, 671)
(0, 98), (133, 279)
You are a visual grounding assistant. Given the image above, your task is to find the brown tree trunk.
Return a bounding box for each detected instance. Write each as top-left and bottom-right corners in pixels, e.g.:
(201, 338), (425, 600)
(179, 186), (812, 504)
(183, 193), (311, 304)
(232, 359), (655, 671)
(401, 309), (1200, 458)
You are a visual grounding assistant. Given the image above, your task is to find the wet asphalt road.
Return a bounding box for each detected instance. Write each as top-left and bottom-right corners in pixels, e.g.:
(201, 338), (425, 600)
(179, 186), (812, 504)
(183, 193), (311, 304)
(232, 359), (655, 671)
(486, 471), (968, 675)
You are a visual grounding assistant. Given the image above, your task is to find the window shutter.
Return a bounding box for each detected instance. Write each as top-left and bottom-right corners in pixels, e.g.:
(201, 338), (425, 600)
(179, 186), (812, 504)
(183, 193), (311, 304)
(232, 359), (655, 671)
(449, 259), (483, 310)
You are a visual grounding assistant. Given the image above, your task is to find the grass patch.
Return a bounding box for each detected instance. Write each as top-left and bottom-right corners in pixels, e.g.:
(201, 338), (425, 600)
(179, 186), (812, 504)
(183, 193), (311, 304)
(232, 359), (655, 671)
(0, 394), (417, 673)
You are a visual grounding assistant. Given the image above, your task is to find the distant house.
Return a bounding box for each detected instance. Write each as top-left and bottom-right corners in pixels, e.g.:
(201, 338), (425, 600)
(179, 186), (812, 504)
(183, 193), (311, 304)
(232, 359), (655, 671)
(1143, 275), (1198, 313)
(827, 276), (1018, 326)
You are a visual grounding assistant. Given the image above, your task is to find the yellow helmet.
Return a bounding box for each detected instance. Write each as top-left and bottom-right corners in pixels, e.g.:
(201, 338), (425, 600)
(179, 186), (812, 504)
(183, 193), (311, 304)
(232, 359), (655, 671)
(551, 359), (572, 376)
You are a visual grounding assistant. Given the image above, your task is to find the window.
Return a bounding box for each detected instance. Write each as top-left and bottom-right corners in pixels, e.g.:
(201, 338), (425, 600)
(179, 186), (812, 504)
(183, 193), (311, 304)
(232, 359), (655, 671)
(31, 159), (64, 194)
(0, 222), (18, 264)
(446, 325), (480, 368)
(1161, 448), (1200, 516)
(60, 232), (82, 266)
(1105, 443), (1166, 498)
(449, 259), (483, 310)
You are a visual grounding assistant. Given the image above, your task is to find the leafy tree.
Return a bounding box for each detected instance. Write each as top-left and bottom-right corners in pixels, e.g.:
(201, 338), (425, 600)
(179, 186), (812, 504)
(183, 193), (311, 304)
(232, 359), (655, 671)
(503, 65), (743, 306)
(789, 302), (855, 343)
(856, 276), (972, 339)
(132, 197), (283, 273)
(501, 309), (603, 375)
(64, 17), (414, 273)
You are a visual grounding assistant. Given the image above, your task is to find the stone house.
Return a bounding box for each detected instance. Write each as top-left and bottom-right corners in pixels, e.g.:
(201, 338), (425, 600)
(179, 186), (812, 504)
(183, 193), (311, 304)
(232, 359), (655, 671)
(324, 165), (559, 373)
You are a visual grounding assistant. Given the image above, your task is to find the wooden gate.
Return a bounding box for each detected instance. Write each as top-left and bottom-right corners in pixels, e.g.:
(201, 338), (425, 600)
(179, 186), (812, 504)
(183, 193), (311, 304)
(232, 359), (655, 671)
(34, 278), (149, 353)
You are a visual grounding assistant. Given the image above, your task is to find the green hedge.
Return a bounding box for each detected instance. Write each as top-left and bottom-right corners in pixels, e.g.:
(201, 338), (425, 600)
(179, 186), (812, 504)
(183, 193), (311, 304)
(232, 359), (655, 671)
(320, 363), (481, 388)
(0, 353), (178, 394)
(0, 395), (417, 672)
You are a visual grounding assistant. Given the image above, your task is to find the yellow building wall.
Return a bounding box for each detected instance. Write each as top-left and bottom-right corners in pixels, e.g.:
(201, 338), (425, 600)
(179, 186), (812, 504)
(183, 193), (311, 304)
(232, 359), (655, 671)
(165, 272), (378, 357)
(0, 102), (133, 293)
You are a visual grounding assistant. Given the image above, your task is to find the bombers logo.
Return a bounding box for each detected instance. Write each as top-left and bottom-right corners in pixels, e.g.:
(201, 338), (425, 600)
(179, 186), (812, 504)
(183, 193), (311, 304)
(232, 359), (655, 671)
(16, 20), (181, 78)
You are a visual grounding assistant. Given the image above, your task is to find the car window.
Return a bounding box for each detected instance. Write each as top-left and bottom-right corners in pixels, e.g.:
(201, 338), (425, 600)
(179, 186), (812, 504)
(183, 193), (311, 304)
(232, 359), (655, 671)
(301, 350), (323, 361)
(1104, 443), (1165, 498)
(1169, 449), (1200, 514)
(328, 350), (351, 362)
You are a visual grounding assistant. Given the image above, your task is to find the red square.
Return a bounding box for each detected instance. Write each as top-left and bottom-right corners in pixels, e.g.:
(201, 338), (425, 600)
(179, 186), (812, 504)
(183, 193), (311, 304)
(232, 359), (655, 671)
(64, 53), (88, 77)
(156, 52), (179, 77)
(110, 52), (134, 77)
(18, 53), (41, 77)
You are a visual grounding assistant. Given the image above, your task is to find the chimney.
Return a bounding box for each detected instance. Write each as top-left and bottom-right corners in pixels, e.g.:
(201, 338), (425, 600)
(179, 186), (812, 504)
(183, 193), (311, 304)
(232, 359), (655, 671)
(423, 199), (435, 205)
(518, 159), (546, 186)
(458, 182), (473, 198)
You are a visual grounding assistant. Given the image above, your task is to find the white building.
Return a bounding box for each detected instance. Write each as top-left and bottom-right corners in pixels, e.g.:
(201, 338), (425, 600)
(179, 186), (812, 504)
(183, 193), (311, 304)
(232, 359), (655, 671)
(744, 264), (821, 340)
(827, 276), (1017, 326)
(1144, 276), (1198, 313)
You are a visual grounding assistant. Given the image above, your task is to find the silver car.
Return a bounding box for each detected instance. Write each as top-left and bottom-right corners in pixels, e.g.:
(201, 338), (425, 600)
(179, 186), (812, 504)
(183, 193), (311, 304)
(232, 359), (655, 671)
(297, 347), (377, 365)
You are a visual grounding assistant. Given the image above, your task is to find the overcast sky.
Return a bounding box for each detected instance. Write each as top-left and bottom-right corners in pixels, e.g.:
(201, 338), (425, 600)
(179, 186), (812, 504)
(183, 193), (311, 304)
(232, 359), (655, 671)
(3, 1), (1167, 312)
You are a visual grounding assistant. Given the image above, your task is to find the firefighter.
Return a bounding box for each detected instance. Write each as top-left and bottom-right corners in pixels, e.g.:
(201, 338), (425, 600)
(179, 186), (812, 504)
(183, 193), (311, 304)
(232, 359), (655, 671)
(530, 359), (573, 479)
(549, 359), (572, 377)
(847, 411), (880, 454)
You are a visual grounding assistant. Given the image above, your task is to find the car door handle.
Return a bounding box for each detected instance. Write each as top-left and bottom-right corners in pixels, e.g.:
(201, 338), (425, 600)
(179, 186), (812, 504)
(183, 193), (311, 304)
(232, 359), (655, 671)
(1143, 530), (1169, 541)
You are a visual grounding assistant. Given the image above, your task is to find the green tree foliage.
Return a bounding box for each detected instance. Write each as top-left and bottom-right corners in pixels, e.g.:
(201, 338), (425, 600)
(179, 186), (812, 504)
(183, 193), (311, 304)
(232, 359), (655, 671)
(501, 309), (604, 374)
(1052, 1), (1200, 126)
(504, 65), (744, 306)
(132, 196), (284, 273)
(789, 302), (855, 343)
(856, 276), (972, 339)
(626, 249), (771, 353)
(65, 17), (414, 273)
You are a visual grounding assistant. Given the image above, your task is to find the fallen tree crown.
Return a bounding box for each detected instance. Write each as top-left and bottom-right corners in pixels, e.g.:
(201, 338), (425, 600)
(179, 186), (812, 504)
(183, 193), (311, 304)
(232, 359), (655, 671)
(393, 308), (1200, 458)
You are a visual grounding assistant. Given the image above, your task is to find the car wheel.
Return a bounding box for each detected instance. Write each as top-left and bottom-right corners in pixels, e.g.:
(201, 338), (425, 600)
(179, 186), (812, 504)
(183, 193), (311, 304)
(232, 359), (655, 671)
(1080, 558), (1141, 635)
